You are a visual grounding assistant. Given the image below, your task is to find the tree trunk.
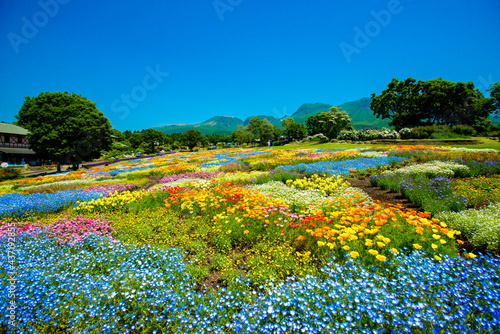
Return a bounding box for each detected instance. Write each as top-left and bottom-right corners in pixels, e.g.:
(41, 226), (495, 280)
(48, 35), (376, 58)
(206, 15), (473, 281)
(57, 161), (61, 173)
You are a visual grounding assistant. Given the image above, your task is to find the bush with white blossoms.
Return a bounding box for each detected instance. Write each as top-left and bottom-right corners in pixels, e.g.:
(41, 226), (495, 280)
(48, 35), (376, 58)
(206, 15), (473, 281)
(435, 202), (500, 252)
(248, 181), (326, 208)
(381, 160), (470, 178)
(399, 127), (413, 139)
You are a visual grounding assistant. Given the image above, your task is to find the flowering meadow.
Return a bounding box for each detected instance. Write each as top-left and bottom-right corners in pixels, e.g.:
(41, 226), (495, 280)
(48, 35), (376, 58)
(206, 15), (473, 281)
(1, 146), (500, 333)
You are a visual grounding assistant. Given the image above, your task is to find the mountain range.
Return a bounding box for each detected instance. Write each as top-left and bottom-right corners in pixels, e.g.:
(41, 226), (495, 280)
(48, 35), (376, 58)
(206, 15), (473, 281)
(153, 97), (386, 135)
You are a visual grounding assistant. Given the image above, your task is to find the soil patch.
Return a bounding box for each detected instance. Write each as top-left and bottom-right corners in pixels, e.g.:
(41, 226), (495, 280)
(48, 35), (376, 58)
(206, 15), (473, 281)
(138, 175), (163, 191)
(346, 177), (423, 212)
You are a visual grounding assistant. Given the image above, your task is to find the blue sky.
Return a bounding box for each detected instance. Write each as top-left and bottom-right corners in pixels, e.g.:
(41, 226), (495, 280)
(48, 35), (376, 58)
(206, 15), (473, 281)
(1, 0), (499, 131)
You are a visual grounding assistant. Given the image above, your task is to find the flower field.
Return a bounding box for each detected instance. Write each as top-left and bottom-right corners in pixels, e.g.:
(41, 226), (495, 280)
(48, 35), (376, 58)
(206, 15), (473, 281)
(1, 146), (500, 333)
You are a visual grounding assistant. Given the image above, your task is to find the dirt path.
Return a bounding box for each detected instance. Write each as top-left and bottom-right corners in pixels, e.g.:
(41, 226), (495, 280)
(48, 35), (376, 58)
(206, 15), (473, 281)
(138, 175), (163, 191)
(346, 178), (424, 212)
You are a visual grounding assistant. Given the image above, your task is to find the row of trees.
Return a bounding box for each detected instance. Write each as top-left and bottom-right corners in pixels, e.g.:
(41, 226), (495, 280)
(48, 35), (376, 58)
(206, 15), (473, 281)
(371, 78), (500, 130)
(14, 81), (500, 171)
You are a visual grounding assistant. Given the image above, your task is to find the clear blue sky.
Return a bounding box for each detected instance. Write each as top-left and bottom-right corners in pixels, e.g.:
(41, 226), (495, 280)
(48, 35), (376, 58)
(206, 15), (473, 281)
(1, 0), (499, 131)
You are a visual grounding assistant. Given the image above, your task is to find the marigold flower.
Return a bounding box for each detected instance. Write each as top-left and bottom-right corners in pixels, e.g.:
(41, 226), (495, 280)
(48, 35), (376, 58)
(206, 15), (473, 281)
(350, 251), (359, 258)
(376, 254), (386, 262)
(243, 230), (249, 234)
(317, 241), (326, 247)
(296, 235), (304, 241)
(342, 245), (350, 251)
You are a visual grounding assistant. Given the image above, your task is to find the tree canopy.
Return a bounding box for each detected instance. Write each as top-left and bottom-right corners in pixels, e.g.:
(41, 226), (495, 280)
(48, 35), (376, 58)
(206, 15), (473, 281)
(371, 78), (494, 130)
(182, 129), (205, 151)
(281, 118), (307, 141)
(246, 117), (280, 144)
(488, 82), (500, 118)
(305, 107), (353, 139)
(16, 92), (112, 171)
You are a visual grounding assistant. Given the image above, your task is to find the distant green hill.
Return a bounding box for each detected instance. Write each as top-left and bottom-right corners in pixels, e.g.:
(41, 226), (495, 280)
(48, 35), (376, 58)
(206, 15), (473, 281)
(155, 116), (243, 135)
(338, 97), (390, 129)
(153, 98), (394, 135)
(290, 103), (332, 124)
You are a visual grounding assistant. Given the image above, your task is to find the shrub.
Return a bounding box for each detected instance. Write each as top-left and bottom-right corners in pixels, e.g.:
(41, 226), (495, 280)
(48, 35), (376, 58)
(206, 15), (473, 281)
(399, 128), (413, 139)
(452, 125), (476, 137)
(0, 167), (22, 181)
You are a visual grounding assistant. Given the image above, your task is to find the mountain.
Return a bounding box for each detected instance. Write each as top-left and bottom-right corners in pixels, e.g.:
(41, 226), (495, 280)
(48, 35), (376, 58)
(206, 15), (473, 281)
(338, 97), (390, 129)
(290, 103), (332, 124)
(155, 116), (243, 135)
(243, 115), (289, 128)
(153, 98), (392, 135)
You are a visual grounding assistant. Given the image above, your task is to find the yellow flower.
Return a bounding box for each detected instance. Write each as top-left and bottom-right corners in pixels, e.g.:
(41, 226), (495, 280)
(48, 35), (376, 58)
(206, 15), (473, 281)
(342, 245), (350, 251)
(413, 244), (422, 250)
(439, 239), (446, 244)
(434, 255), (442, 261)
(350, 251), (359, 258)
(432, 234), (441, 240)
(327, 242), (335, 249)
(368, 249), (379, 256)
(376, 254), (386, 262)
(431, 243), (438, 249)
(296, 235), (305, 241)
(468, 253), (477, 259)
(227, 230), (232, 234)
(377, 241), (385, 248)
(318, 241), (326, 247)
(390, 248), (399, 254)
(243, 230), (249, 234)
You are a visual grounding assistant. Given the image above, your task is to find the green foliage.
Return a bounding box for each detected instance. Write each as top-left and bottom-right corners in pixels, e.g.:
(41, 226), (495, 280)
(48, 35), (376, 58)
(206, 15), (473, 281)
(15, 92), (113, 171)
(281, 118), (307, 141)
(141, 128), (166, 153)
(181, 129), (206, 151)
(305, 107), (353, 139)
(246, 117), (280, 144)
(371, 78), (493, 130)
(488, 82), (500, 118)
(0, 167), (21, 181)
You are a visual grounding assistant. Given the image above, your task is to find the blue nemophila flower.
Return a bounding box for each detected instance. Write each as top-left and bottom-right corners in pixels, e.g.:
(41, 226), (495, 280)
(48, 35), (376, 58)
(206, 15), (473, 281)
(1, 233), (499, 333)
(275, 156), (408, 177)
(0, 190), (105, 218)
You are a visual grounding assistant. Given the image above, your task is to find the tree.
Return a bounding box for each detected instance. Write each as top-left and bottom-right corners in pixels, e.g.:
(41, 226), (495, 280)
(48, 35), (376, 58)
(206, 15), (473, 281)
(16, 92), (112, 172)
(128, 132), (143, 149)
(246, 117), (279, 145)
(305, 107), (353, 139)
(231, 125), (254, 145)
(282, 118), (306, 141)
(141, 128), (165, 154)
(488, 82), (500, 118)
(370, 77), (423, 130)
(182, 129), (205, 151)
(371, 77), (493, 130)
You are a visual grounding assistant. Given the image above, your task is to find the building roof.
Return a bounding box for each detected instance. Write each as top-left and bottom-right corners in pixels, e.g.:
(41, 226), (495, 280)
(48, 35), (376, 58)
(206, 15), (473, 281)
(0, 123), (29, 135)
(0, 147), (36, 155)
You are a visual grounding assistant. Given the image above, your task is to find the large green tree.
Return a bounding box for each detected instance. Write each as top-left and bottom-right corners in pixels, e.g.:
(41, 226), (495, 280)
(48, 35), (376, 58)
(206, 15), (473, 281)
(371, 78), (493, 130)
(305, 107), (353, 139)
(16, 92), (112, 172)
(182, 129), (206, 151)
(141, 128), (166, 154)
(246, 117), (279, 144)
(281, 118), (307, 140)
(488, 82), (500, 118)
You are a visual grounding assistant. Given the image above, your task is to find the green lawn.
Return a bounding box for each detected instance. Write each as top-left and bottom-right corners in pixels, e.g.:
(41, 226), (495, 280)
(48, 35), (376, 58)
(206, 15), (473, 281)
(275, 137), (500, 151)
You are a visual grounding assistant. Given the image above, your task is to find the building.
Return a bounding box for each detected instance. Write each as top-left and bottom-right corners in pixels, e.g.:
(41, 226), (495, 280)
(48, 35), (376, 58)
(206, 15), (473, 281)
(0, 123), (37, 165)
